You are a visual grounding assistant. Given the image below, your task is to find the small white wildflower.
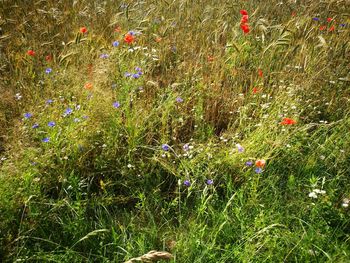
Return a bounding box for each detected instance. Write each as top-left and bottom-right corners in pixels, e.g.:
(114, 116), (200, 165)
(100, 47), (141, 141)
(308, 192), (318, 199)
(313, 189), (326, 194)
(15, 93), (22, 100)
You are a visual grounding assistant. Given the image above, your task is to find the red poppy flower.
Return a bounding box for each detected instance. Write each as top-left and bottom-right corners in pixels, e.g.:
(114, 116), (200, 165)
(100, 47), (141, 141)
(280, 117), (297, 125)
(258, 68), (263, 78)
(240, 23), (250, 34)
(252, 87), (261, 94)
(45, 55), (52, 61)
(241, 15), (249, 24)
(155, 37), (162, 42)
(27, 50), (35, 56)
(80, 27), (88, 34)
(329, 26), (335, 31)
(240, 10), (248, 15)
(320, 25), (326, 31)
(291, 12), (296, 17)
(124, 33), (134, 44)
(207, 55), (214, 62)
(327, 17), (333, 22)
(84, 82), (93, 90)
(255, 159), (266, 168)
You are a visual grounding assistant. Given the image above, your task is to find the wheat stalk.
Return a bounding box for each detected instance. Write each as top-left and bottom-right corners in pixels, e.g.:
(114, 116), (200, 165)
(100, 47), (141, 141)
(124, 250), (173, 263)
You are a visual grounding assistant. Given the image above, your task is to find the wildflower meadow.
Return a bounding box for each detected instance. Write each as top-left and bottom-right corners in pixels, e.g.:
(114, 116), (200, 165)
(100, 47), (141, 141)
(0, 0), (349, 262)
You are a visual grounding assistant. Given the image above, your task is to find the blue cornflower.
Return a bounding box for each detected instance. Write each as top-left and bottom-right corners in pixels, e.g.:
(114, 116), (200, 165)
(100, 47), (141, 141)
(183, 143), (190, 151)
(135, 67), (142, 72)
(82, 115), (89, 119)
(112, 41), (119, 47)
(48, 121), (56, 127)
(46, 99), (53, 104)
(125, 72), (132, 77)
(113, 102), (120, 108)
(255, 167), (263, 174)
(128, 31), (135, 36)
(24, 112), (32, 119)
(236, 143), (244, 153)
(340, 23), (346, 27)
(64, 107), (73, 116)
(206, 179), (213, 185)
(132, 73), (141, 79)
(32, 123), (39, 129)
(45, 68), (52, 74)
(312, 17), (320, 21)
(100, 53), (109, 59)
(42, 137), (50, 143)
(245, 161), (253, 166)
(162, 144), (170, 151)
(176, 97), (184, 103)
(184, 180), (191, 187)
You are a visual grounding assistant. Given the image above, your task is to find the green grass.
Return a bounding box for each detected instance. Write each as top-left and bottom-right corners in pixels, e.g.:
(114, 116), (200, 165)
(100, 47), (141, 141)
(0, 0), (350, 262)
